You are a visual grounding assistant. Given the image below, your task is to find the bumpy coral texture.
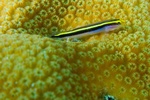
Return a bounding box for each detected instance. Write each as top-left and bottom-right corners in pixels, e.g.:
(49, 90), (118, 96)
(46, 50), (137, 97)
(0, 0), (150, 100)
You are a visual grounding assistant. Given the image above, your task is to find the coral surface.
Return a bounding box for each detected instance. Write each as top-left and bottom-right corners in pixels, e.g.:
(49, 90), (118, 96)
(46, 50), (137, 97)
(0, 0), (150, 100)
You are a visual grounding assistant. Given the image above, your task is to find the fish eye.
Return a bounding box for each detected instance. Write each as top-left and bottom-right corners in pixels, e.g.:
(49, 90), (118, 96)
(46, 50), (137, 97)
(116, 21), (121, 24)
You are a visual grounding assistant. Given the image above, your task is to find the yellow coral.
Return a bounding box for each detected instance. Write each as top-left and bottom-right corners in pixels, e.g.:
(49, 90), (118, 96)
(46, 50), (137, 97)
(0, 0), (150, 100)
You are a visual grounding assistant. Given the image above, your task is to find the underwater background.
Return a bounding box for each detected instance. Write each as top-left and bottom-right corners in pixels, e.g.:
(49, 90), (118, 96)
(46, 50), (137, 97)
(0, 0), (150, 100)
